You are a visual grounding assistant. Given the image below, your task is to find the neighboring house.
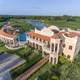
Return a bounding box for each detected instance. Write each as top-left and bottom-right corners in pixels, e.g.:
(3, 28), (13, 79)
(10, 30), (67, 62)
(0, 29), (17, 47)
(27, 26), (80, 64)
(0, 22), (28, 49)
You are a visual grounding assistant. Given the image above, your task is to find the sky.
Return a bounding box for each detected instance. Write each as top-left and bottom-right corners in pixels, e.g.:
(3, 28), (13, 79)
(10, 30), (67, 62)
(0, 0), (80, 16)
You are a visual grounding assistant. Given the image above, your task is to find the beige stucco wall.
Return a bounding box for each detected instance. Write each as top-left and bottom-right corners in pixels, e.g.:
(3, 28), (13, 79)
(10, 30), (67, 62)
(35, 27), (54, 37)
(63, 34), (78, 61)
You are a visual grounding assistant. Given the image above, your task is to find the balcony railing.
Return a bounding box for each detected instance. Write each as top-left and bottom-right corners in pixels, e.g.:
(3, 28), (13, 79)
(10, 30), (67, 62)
(29, 38), (43, 45)
(43, 47), (51, 53)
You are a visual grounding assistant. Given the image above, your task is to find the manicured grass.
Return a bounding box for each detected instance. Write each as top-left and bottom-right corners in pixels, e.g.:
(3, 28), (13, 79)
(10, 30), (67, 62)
(0, 42), (8, 52)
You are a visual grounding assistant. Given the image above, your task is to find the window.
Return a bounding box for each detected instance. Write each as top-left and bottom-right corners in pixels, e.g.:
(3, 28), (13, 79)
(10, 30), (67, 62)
(67, 55), (70, 59)
(33, 36), (35, 39)
(69, 45), (72, 50)
(55, 44), (58, 52)
(54, 58), (56, 64)
(51, 57), (53, 63)
(40, 38), (42, 41)
(36, 37), (38, 40)
(60, 40), (63, 44)
(63, 44), (65, 47)
(52, 43), (54, 52)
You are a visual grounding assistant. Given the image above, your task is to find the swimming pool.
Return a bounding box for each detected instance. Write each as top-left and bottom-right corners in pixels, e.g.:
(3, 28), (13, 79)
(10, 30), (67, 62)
(16, 33), (28, 42)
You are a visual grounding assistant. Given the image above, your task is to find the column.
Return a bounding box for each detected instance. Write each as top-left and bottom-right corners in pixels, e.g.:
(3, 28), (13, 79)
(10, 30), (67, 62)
(13, 39), (15, 47)
(50, 42), (52, 53)
(42, 40), (45, 57)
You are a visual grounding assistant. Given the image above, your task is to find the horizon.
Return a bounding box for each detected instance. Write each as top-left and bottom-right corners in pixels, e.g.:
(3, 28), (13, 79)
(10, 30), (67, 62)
(0, 0), (80, 16)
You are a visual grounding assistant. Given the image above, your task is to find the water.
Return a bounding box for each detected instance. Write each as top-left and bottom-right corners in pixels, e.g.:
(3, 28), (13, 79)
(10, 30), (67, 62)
(16, 20), (47, 42)
(16, 33), (27, 41)
(26, 19), (47, 30)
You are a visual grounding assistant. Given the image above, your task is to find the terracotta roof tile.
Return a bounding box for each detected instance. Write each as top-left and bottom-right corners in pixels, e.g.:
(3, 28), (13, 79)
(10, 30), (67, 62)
(63, 32), (80, 37)
(0, 30), (15, 38)
(27, 31), (51, 41)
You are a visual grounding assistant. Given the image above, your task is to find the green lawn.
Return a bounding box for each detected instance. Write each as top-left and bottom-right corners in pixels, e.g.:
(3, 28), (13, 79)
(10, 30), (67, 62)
(0, 42), (8, 53)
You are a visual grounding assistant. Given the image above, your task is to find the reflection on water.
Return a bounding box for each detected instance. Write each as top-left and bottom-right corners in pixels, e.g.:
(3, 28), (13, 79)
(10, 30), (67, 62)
(26, 19), (47, 30)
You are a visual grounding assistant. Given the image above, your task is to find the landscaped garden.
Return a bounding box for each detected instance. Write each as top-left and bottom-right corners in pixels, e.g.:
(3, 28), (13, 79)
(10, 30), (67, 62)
(9, 46), (42, 79)
(28, 62), (53, 80)
(0, 40), (43, 80)
(0, 41), (8, 53)
(1, 16), (80, 80)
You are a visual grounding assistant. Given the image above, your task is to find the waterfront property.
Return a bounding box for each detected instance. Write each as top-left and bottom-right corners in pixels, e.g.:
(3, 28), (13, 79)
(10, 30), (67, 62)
(27, 25), (80, 64)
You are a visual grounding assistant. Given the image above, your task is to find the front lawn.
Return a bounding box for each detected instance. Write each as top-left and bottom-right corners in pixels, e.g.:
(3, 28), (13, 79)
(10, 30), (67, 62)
(0, 42), (8, 53)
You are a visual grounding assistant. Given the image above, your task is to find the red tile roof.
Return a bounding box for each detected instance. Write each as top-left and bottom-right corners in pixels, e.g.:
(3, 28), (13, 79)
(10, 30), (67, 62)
(27, 30), (80, 41)
(27, 31), (51, 41)
(0, 30), (15, 39)
(63, 32), (80, 38)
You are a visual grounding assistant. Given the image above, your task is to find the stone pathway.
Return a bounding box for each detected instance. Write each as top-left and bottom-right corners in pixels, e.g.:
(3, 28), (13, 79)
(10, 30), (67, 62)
(16, 55), (49, 80)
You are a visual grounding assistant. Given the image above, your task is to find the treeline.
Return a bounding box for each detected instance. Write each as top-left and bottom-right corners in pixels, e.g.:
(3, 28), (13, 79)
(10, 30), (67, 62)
(0, 15), (80, 22)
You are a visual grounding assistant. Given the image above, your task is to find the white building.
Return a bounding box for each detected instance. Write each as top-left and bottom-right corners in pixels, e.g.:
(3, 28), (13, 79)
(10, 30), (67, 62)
(27, 26), (80, 64)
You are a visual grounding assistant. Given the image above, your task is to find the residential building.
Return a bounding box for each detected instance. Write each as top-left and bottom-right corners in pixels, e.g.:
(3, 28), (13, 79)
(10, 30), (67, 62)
(0, 22), (27, 49)
(27, 26), (80, 64)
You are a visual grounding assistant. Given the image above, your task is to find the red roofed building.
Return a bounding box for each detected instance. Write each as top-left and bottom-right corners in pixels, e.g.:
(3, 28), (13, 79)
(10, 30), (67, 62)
(27, 26), (80, 64)
(27, 27), (61, 64)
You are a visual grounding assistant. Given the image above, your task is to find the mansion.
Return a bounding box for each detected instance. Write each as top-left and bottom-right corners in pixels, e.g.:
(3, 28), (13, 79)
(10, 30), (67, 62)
(27, 26), (80, 64)
(0, 22), (80, 64)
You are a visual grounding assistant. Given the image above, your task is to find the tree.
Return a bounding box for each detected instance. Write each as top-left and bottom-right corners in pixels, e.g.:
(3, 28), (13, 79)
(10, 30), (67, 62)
(60, 53), (80, 80)
(51, 76), (59, 80)
(60, 63), (80, 80)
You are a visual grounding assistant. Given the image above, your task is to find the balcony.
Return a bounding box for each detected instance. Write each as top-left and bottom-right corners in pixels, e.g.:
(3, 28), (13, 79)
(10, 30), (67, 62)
(43, 47), (51, 53)
(29, 38), (43, 46)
